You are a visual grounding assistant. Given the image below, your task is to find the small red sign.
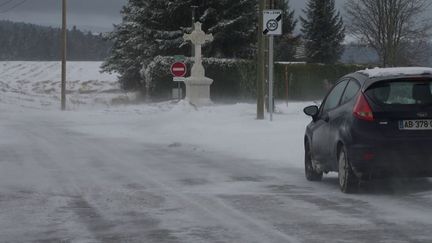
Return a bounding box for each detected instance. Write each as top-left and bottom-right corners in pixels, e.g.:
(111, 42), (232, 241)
(171, 62), (187, 77)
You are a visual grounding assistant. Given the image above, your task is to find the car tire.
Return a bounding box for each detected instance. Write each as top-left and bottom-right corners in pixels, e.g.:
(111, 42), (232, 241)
(305, 144), (323, 181)
(338, 146), (358, 193)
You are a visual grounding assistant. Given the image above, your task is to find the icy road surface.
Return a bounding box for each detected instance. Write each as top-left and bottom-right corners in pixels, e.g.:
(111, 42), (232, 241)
(1, 105), (432, 243)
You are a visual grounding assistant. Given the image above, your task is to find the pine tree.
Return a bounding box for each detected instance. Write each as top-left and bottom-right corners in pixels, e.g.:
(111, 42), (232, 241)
(101, 0), (257, 91)
(198, 0), (256, 58)
(300, 0), (345, 64)
(102, 0), (150, 90)
(275, 0), (298, 61)
(101, 0), (187, 91)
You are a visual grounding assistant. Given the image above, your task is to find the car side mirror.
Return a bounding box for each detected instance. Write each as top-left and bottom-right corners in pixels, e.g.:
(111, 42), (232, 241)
(303, 105), (319, 120)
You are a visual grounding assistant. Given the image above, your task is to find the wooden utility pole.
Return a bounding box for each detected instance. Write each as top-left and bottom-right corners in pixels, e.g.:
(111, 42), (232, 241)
(267, 0), (275, 121)
(61, 0), (67, 110)
(257, 0), (265, 119)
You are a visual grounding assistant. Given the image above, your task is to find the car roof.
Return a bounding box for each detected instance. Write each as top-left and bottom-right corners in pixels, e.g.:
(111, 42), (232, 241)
(344, 67), (432, 91)
(357, 67), (432, 78)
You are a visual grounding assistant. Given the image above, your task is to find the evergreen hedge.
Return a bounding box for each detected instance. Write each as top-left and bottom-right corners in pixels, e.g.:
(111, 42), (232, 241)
(274, 63), (367, 100)
(143, 56), (368, 101)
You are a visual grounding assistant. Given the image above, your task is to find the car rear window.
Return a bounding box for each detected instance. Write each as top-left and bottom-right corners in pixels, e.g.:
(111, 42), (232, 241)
(365, 79), (432, 105)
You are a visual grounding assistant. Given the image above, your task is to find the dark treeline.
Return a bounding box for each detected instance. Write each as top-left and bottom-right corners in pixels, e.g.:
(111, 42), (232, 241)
(0, 20), (112, 61)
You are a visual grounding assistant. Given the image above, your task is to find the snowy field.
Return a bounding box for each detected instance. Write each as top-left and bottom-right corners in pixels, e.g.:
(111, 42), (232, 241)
(1, 62), (432, 242)
(0, 61), (133, 109)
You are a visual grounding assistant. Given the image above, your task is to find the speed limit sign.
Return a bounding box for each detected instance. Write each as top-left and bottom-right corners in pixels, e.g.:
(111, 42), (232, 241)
(263, 10), (282, 36)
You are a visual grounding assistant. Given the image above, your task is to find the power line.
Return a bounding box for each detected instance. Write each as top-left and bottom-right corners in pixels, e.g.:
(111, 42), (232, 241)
(0, 0), (29, 14)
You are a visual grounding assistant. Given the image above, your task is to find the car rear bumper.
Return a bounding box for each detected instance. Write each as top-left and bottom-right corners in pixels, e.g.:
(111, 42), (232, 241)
(347, 143), (432, 178)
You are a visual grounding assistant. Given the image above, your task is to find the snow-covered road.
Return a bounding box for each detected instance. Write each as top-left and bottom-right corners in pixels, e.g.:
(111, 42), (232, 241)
(1, 107), (432, 243)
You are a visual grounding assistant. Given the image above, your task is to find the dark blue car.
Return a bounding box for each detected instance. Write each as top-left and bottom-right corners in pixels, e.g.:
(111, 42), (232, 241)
(303, 67), (432, 193)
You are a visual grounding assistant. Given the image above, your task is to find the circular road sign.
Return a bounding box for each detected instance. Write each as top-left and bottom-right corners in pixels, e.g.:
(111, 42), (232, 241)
(171, 62), (187, 77)
(266, 19), (278, 31)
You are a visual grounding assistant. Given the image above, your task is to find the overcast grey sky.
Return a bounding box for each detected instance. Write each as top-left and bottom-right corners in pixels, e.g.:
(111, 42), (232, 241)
(0, 0), (347, 32)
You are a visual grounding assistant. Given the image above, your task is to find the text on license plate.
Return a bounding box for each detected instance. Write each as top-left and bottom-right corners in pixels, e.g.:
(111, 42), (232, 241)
(399, 120), (432, 130)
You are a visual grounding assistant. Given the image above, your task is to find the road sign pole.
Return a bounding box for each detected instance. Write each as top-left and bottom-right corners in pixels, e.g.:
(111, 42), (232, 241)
(269, 35), (274, 122)
(263, 9), (282, 122)
(178, 82), (181, 101)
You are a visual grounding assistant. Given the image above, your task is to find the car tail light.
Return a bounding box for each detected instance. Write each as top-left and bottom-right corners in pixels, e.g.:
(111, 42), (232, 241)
(353, 93), (374, 121)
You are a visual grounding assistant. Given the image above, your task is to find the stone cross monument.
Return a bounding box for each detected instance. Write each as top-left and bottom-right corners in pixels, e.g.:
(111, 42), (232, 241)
(183, 22), (214, 106)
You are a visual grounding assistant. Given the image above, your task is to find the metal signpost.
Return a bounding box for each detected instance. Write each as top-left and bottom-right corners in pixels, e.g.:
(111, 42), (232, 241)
(171, 61), (187, 100)
(263, 9), (282, 121)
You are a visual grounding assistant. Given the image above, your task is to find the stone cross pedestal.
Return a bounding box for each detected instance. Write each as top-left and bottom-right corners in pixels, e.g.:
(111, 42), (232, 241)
(183, 22), (214, 106)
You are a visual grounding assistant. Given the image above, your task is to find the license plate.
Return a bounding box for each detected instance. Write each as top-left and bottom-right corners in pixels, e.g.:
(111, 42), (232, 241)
(399, 119), (432, 130)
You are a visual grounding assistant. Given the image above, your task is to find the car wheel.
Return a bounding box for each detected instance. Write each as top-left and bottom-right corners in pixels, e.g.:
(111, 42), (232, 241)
(338, 146), (358, 193)
(305, 144), (323, 181)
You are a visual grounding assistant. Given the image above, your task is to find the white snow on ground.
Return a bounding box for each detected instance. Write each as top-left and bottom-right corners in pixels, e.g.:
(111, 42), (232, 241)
(2, 62), (432, 242)
(1, 100), (312, 169)
(0, 61), (115, 82)
(0, 61), (312, 168)
(61, 101), (311, 168)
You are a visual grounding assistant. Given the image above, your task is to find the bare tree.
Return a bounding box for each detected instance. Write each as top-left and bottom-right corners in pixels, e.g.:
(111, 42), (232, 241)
(345, 0), (432, 67)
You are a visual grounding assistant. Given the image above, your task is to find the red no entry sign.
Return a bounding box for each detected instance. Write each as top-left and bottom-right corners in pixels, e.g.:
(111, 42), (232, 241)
(171, 62), (187, 77)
